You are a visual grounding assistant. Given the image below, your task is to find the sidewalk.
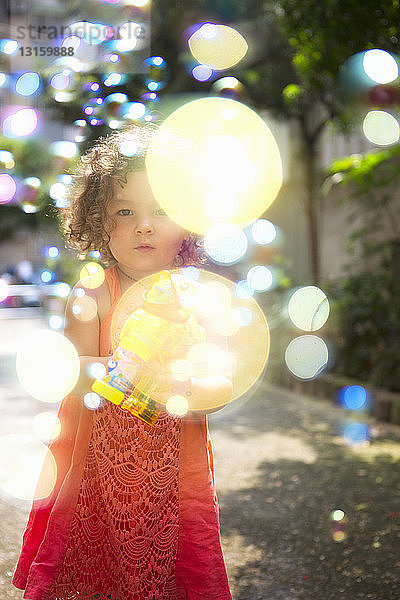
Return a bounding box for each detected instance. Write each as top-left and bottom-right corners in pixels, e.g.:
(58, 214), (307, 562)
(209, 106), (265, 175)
(1, 373), (399, 599)
(209, 380), (400, 599)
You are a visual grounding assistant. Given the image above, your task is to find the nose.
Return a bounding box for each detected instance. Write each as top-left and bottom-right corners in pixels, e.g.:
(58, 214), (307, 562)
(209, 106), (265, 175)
(134, 218), (154, 236)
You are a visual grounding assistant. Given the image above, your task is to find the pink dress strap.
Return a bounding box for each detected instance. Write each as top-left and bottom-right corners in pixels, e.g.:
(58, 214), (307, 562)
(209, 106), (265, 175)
(99, 265), (121, 357)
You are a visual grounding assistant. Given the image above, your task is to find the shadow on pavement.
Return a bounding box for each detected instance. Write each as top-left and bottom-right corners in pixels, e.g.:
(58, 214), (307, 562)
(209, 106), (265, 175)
(209, 381), (400, 600)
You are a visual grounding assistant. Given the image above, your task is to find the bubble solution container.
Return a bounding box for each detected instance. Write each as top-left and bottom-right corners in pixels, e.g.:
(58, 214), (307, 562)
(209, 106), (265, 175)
(92, 270), (205, 426)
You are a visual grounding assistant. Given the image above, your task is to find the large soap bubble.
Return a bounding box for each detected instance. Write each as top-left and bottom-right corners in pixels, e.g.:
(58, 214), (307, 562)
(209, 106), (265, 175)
(110, 268), (270, 412)
(16, 330), (80, 403)
(145, 97), (282, 234)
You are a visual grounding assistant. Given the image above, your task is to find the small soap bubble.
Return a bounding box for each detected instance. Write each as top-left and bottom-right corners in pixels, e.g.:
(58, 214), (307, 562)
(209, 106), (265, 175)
(72, 296), (97, 321)
(204, 223), (248, 265)
(251, 219), (276, 245)
(343, 422), (370, 446)
(0, 150), (15, 170)
(40, 270), (54, 283)
(33, 412), (61, 442)
(330, 509), (345, 521)
(80, 262), (105, 289)
(84, 392), (102, 410)
(142, 56), (169, 91)
(88, 361), (106, 379)
(48, 315), (64, 330)
(53, 282), (71, 298)
(285, 335), (329, 380)
(16, 330), (80, 403)
(18, 177), (42, 213)
(166, 395), (189, 417)
(247, 265), (273, 292)
(0, 173), (16, 204)
(72, 119), (89, 142)
(339, 385), (368, 410)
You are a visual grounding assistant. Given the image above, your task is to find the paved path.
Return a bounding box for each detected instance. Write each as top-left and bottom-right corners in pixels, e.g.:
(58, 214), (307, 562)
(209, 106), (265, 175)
(209, 382), (400, 599)
(1, 314), (399, 599)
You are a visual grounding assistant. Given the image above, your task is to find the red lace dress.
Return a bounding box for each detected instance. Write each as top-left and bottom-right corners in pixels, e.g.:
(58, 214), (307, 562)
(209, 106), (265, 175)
(12, 266), (232, 600)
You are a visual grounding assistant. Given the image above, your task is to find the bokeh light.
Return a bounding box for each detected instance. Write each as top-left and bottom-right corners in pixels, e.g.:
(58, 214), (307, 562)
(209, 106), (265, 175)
(285, 335), (329, 380)
(0, 173), (16, 204)
(72, 119), (89, 142)
(0, 434), (57, 501)
(0, 150), (15, 170)
(41, 270), (54, 283)
(18, 177), (42, 213)
(363, 49), (399, 84)
(48, 315), (64, 330)
(50, 141), (78, 159)
(330, 509), (348, 543)
(67, 21), (112, 45)
(235, 280), (254, 299)
(80, 262), (105, 289)
(362, 110), (400, 145)
(3, 108), (38, 137)
(142, 56), (169, 91)
(288, 286), (330, 331)
(166, 395), (189, 417)
(188, 23), (248, 70)
(111, 268), (270, 409)
(339, 385), (368, 410)
(72, 295), (97, 321)
(145, 97), (282, 234)
(52, 282), (71, 298)
(49, 182), (68, 207)
(0, 39), (19, 55)
(103, 92), (128, 127)
(330, 509), (346, 521)
(343, 422), (370, 446)
(44, 245), (60, 259)
(204, 223), (248, 264)
(16, 330), (80, 403)
(120, 102), (147, 122)
(33, 412), (61, 443)
(15, 72), (40, 96)
(192, 65), (213, 82)
(88, 362), (107, 380)
(84, 392), (102, 410)
(247, 265), (273, 292)
(338, 49), (400, 116)
(251, 219), (276, 244)
(211, 76), (246, 101)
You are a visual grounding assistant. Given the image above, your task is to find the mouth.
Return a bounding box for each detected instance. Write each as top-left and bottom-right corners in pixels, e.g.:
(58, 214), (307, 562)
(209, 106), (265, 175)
(134, 244), (155, 252)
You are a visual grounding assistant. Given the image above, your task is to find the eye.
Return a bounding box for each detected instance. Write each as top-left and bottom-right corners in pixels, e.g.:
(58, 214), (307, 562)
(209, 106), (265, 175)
(155, 208), (167, 216)
(117, 209), (134, 216)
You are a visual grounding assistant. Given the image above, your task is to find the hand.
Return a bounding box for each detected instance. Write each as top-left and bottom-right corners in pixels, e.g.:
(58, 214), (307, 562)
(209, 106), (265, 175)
(149, 370), (192, 408)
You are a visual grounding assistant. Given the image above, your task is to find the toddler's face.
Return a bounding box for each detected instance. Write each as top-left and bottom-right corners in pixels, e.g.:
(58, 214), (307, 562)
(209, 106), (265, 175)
(105, 170), (186, 279)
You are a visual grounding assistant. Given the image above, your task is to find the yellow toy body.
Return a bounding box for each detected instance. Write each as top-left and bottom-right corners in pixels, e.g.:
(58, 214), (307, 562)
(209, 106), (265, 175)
(92, 270), (206, 426)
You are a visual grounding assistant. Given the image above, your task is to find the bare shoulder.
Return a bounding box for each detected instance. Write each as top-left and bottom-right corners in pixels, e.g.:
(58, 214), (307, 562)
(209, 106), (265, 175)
(95, 277), (112, 324)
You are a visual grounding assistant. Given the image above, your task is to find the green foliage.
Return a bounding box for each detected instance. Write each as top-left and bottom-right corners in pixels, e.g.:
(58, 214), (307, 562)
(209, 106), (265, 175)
(327, 241), (400, 391)
(325, 145), (400, 391)
(0, 137), (60, 242)
(326, 145), (400, 257)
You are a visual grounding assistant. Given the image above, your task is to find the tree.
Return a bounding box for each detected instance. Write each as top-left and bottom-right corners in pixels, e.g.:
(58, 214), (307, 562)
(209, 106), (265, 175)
(240, 0), (400, 284)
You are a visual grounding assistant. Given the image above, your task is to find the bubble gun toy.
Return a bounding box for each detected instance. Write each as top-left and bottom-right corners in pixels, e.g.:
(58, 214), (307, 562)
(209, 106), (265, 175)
(92, 270), (205, 426)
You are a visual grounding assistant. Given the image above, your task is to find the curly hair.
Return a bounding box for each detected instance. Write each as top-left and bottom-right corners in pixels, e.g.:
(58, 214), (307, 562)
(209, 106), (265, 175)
(60, 121), (208, 268)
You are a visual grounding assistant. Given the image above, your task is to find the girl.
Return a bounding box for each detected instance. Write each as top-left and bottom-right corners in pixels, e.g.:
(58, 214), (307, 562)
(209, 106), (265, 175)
(12, 123), (233, 600)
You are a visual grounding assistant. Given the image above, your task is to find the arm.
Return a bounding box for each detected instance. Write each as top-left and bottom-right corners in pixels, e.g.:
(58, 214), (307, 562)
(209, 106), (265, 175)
(64, 280), (107, 397)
